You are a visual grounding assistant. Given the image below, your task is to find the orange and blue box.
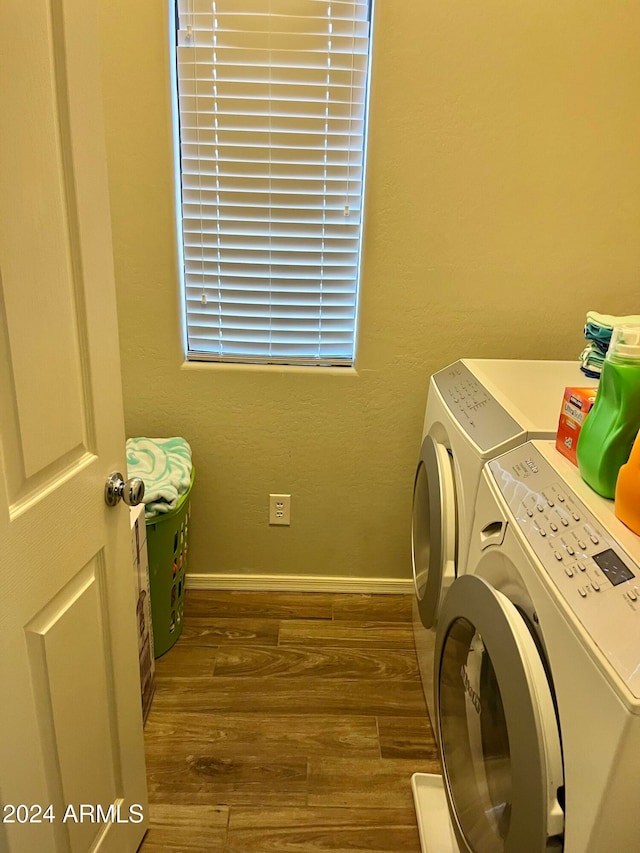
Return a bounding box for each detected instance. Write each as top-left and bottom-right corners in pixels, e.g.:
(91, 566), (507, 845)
(556, 386), (597, 465)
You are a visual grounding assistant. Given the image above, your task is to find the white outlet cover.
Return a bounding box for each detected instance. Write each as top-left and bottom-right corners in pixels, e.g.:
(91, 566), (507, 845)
(269, 493), (291, 525)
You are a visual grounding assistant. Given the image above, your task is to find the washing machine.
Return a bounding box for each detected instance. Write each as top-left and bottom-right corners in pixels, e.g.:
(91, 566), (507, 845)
(411, 359), (595, 730)
(413, 439), (640, 853)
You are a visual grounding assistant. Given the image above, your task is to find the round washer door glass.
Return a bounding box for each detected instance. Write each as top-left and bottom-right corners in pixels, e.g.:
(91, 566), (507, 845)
(436, 574), (564, 853)
(440, 615), (512, 848)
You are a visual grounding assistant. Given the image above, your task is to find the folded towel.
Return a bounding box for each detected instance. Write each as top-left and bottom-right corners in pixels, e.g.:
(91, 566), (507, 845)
(126, 437), (193, 519)
(581, 311), (640, 378)
(586, 311), (640, 330)
(579, 342), (605, 379)
(584, 321), (614, 354)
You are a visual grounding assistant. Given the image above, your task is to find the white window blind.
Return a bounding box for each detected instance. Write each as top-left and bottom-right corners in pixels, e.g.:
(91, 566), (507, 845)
(174, 0), (372, 365)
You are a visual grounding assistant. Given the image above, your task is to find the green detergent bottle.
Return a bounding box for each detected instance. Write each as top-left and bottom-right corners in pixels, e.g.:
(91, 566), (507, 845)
(577, 324), (640, 498)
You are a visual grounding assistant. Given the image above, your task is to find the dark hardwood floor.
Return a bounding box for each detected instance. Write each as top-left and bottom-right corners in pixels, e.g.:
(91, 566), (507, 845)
(139, 590), (440, 852)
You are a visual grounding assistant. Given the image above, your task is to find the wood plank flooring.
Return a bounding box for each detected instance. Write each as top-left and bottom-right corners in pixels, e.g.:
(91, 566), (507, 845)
(139, 590), (439, 852)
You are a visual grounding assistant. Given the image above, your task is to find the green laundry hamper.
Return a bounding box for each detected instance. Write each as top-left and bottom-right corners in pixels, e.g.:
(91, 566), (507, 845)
(146, 467), (194, 657)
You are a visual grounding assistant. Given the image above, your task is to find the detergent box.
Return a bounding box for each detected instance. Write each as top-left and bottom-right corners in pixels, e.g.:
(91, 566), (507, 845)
(556, 386), (597, 466)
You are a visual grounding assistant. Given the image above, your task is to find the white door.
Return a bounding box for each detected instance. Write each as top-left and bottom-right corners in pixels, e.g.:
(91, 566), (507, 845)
(0, 2), (148, 852)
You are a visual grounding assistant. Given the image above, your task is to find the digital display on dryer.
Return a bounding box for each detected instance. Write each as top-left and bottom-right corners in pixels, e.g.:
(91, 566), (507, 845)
(592, 548), (635, 586)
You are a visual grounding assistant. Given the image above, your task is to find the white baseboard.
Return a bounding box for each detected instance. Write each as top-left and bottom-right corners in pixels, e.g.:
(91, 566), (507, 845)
(184, 572), (413, 594)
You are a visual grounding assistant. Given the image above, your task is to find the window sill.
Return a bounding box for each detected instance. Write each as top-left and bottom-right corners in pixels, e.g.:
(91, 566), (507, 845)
(180, 360), (359, 378)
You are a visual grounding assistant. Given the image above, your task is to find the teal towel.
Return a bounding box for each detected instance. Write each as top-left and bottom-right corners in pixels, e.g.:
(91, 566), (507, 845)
(126, 437), (193, 519)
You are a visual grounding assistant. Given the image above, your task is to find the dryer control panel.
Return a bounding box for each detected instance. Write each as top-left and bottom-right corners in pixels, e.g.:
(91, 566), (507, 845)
(433, 361), (523, 451)
(489, 444), (640, 698)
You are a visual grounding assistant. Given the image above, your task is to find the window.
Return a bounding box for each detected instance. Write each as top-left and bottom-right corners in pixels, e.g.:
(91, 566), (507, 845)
(173, 0), (373, 366)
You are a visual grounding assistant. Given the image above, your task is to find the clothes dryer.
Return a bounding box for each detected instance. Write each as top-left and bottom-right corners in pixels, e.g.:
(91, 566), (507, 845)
(411, 360), (594, 730)
(413, 440), (640, 853)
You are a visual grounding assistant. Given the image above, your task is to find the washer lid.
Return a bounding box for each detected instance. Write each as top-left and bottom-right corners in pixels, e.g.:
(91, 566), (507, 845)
(436, 574), (564, 853)
(412, 434), (457, 629)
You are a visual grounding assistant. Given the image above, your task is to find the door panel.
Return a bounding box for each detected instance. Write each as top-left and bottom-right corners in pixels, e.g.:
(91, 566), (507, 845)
(0, 1), (148, 851)
(25, 557), (118, 853)
(1, 0), (90, 487)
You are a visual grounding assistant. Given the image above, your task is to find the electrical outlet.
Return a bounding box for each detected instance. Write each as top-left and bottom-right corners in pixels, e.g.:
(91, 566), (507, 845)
(269, 493), (291, 526)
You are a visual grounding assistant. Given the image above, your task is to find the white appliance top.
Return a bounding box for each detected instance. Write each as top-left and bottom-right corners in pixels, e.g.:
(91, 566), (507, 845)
(432, 359), (596, 453)
(488, 440), (640, 700)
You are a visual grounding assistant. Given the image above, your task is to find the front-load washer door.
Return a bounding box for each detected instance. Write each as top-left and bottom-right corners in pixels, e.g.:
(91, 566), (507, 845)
(435, 574), (564, 853)
(412, 434), (457, 630)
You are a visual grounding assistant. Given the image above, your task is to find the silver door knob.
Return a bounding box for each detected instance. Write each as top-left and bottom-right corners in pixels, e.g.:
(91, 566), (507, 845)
(105, 472), (145, 507)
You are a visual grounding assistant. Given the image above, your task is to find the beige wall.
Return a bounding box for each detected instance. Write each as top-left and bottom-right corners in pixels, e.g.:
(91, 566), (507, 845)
(98, 1), (640, 585)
